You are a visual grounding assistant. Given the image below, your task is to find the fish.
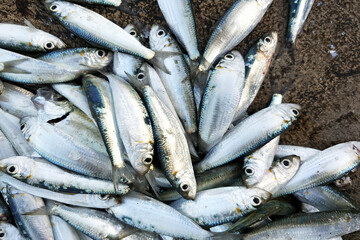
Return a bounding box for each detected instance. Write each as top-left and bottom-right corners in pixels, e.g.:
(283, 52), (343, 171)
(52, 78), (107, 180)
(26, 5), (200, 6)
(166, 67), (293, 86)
(45, 1), (155, 59)
(275, 145), (320, 162)
(194, 103), (301, 173)
(50, 215), (82, 240)
(232, 32), (278, 123)
(198, 50), (245, 152)
(157, 0), (200, 60)
(0, 22), (65, 52)
(149, 25), (197, 134)
(274, 141), (360, 197)
(142, 86), (196, 200)
(198, 0), (273, 72)
(0, 222), (25, 240)
(170, 186), (271, 227)
(287, 0), (316, 43)
(0, 129), (18, 160)
(0, 156), (129, 195)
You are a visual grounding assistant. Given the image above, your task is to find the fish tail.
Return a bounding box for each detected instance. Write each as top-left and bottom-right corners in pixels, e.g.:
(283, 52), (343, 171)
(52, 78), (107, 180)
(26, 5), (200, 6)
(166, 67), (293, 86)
(210, 232), (242, 240)
(1, 59), (31, 74)
(112, 165), (135, 191)
(144, 169), (162, 200)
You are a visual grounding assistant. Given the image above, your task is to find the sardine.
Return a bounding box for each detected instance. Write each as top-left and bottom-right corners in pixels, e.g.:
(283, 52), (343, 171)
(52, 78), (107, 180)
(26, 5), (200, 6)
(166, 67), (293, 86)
(275, 145), (320, 162)
(0, 222), (25, 240)
(0, 130), (18, 160)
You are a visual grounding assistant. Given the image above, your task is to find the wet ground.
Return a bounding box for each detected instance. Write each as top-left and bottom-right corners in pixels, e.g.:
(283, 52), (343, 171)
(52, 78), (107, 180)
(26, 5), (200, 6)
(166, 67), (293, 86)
(1, 0), (360, 238)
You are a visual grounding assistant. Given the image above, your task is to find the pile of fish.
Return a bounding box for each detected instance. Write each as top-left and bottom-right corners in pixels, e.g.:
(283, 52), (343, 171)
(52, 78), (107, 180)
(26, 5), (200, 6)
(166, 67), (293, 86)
(0, 0), (359, 239)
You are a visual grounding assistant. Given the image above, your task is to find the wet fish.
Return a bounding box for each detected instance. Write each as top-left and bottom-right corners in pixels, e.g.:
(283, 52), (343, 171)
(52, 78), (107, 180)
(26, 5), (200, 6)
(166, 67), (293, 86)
(287, 0), (315, 43)
(0, 22), (65, 52)
(232, 32), (278, 123)
(275, 145), (320, 162)
(157, 0), (199, 60)
(0, 129), (18, 160)
(274, 141), (360, 197)
(0, 222), (25, 240)
(194, 103), (301, 173)
(51, 215), (81, 240)
(149, 25), (197, 134)
(46, 1), (155, 59)
(198, 0), (273, 72)
(142, 86), (196, 200)
(198, 50), (245, 152)
(170, 186), (271, 227)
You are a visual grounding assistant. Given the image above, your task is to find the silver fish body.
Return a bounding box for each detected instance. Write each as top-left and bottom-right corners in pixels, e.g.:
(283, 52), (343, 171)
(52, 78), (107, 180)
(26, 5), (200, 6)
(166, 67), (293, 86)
(0, 222), (25, 240)
(194, 103), (301, 173)
(0, 130), (18, 159)
(287, 0), (316, 43)
(274, 142), (360, 197)
(46, 1), (155, 59)
(232, 32), (278, 123)
(199, 50), (245, 152)
(108, 192), (213, 239)
(157, 0), (199, 60)
(170, 186), (271, 227)
(0, 156), (129, 195)
(143, 86), (196, 200)
(21, 117), (112, 180)
(276, 145), (320, 162)
(0, 48), (80, 84)
(198, 0), (273, 71)
(108, 74), (154, 175)
(51, 215), (81, 240)
(254, 155), (301, 195)
(46, 201), (135, 240)
(0, 23), (65, 52)
(294, 186), (359, 211)
(149, 25), (197, 134)
(6, 186), (54, 240)
(243, 211), (360, 240)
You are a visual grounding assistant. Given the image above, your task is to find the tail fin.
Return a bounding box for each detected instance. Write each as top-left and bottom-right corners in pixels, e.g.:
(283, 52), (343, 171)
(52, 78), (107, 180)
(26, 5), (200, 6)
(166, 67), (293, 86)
(210, 232), (242, 240)
(149, 51), (181, 75)
(23, 206), (50, 216)
(144, 168), (161, 200)
(1, 59), (31, 74)
(112, 165), (136, 192)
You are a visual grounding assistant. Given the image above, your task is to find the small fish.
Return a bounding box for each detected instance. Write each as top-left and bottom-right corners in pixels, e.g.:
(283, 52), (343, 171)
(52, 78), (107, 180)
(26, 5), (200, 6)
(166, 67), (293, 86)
(194, 103), (301, 173)
(198, 0), (273, 72)
(170, 186), (271, 227)
(0, 222), (25, 240)
(157, 0), (200, 60)
(198, 50), (245, 152)
(0, 22), (65, 52)
(287, 0), (316, 43)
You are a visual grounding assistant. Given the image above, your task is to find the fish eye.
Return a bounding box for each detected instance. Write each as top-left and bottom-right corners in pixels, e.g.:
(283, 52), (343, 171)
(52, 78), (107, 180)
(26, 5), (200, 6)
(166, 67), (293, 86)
(291, 108), (299, 116)
(244, 167), (255, 176)
(44, 42), (55, 50)
(49, 3), (59, 12)
(142, 157), (152, 165)
(96, 50), (106, 58)
(157, 29), (166, 37)
(0, 229), (5, 239)
(264, 36), (272, 44)
(281, 159), (292, 169)
(6, 165), (18, 175)
(180, 183), (190, 192)
(98, 194), (109, 200)
(137, 73), (145, 80)
(224, 53), (234, 60)
(129, 30), (137, 37)
(251, 196), (261, 207)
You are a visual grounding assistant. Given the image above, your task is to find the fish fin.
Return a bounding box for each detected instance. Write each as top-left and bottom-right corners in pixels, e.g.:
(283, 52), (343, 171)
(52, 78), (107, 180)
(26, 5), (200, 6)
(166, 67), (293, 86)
(23, 18), (36, 29)
(144, 169), (162, 200)
(112, 165), (136, 192)
(1, 59), (31, 74)
(124, 71), (146, 92)
(149, 51), (181, 75)
(22, 206), (49, 216)
(210, 232), (242, 240)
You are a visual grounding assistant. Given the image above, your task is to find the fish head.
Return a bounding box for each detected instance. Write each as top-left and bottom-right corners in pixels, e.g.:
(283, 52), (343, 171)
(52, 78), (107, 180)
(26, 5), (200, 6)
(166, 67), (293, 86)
(242, 156), (268, 187)
(81, 49), (113, 70)
(20, 117), (41, 142)
(124, 24), (141, 41)
(149, 25), (171, 51)
(46, 1), (74, 20)
(32, 32), (66, 51)
(0, 156), (31, 180)
(276, 103), (302, 124)
(175, 170), (197, 200)
(243, 187), (272, 212)
(258, 31), (278, 57)
(272, 155), (301, 185)
(131, 143), (154, 175)
(217, 50), (245, 71)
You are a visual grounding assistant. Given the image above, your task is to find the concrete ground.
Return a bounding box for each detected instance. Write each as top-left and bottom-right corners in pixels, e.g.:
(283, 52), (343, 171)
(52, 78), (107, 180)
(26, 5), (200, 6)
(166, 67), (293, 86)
(1, 0), (359, 239)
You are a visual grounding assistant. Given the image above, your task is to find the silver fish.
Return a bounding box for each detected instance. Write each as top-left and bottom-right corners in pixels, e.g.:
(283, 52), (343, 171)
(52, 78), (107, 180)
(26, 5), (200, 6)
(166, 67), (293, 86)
(0, 130), (18, 159)
(198, 0), (273, 72)
(275, 145), (320, 162)
(287, 0), (316, 43)
(5, 185), (54, 240)
(0, 156), (129, 195)
(232, 32), (278, 123)
(274, 141), (360, 197)
(254, 155), (301, 195)
(243, 211), (360, 240)
(194, 103), (301, 173)
(199, 50), (245, 152)
(170, 186), (271, 227)
(51, 215), (81, 240)
(0, 222), (26, 240)
(46, 1), (155, 59)
(21, 117), (112, 180)
(0, 22), (65, 52)
(107, 73), (154, 175)
(142, 86), (196, 200)
(149, 25), (197, 134)
(157, 0), (199, 60)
